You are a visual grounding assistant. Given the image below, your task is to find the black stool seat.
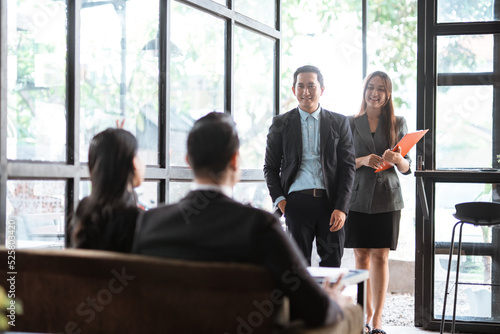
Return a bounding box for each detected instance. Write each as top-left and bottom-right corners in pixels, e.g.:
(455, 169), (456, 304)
(440, 201), (500, 334)
(453, 202), (500, 226)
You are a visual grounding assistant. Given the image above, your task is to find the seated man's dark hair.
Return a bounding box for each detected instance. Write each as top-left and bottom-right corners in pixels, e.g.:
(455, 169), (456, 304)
(187, 112), (239, 181)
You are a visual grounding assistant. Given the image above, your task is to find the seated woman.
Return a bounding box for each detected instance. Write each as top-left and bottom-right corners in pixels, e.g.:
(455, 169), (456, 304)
(68, 128), (145, 252)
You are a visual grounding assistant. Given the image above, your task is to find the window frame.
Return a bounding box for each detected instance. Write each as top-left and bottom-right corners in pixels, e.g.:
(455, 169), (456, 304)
(415, 0), (500, 331)
(0, 0), (282, 243)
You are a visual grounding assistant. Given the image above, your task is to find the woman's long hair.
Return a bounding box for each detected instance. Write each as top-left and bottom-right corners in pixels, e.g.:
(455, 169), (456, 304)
(70, 128), (138, 248)
(357, 71), (398, 147)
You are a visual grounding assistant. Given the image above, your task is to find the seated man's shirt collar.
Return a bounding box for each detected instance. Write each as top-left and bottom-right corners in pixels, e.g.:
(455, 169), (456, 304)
(192, 183), (233, 198)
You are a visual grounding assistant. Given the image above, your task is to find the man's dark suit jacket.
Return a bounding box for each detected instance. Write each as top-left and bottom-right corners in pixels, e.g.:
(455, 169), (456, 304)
(264, 108), (356, 214)
(133, 190), (342, 327)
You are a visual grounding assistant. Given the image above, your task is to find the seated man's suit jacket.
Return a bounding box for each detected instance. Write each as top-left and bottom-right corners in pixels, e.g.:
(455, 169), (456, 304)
(133, 190), (342, 327)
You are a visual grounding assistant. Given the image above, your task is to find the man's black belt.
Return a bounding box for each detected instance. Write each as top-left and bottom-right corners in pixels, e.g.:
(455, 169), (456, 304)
(296, 188), (326, 197)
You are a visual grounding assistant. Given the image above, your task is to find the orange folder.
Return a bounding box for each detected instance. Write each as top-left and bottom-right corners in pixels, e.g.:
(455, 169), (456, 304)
(375, 129), (429, 173)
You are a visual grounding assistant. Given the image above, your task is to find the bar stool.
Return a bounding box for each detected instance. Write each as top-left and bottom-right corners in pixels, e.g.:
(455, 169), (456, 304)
(440, 201), (500, 334)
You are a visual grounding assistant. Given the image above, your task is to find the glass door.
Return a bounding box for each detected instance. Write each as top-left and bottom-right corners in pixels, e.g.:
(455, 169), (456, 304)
(415, 0), (500, 332)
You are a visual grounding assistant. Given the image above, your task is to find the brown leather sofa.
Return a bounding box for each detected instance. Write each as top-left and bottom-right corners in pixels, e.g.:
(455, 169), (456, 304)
(0, 248), (363, 334)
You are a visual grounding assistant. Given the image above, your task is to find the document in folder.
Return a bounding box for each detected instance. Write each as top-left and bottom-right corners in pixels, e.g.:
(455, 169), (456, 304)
(375, 129), (429, 173)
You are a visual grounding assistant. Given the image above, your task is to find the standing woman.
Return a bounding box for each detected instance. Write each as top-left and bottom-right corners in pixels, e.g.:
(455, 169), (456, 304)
(68, 128), (145, 252)
(345, 71), (411, 334)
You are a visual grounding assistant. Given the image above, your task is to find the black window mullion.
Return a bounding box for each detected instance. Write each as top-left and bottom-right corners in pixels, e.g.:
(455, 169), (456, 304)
(437, 73), (497, 86)
(274, 0), (280, 117)
(160, 0), (280, 197)
(415, 0), (438, 329)
(274, 38), (280, 117)
(415, 0), (427, 327)
(159, 0), (169, 203)
(225, 18), (234, 115)
(417, 0), (500, 331)
(362, 0), (367, 79)
(66, 0), (81, 219)
(493, 34), (500, 170)
(494, 0), (500, 172)
(435, 22), (500, 35)
(427, 0), (438, 172)
(0, 0), (7, 242)
(425, 0), (438, 324)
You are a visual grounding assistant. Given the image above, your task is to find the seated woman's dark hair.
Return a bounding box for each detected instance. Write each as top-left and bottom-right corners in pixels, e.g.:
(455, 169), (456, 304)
(70, 128), (139, 250)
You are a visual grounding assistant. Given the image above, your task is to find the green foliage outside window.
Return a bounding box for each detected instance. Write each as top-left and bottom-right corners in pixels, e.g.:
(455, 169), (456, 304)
(281, 0), (417, 112)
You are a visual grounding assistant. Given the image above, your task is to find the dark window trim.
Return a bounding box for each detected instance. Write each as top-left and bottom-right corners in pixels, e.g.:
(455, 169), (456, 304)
(176, 0), (280, 39)
(437, 73), (498, 86)
(0, 0), (7, 243)
(416, 0), (500, 332)
(435, 22), (500, 35)
(1, 0), (282, 238)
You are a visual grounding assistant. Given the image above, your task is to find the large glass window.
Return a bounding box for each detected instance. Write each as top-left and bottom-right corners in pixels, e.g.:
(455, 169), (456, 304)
(416, 0), (500, 331)
(7, 0), (67, 161)
(437, 0), (497, 23)
(433, 183), (500, 322)
(169, 2), (225, 167)
(164, 2), (278, 211)
(2, 0), (281, 246)
(280, 0), (418, 267)
(169, 181), (192, 204)
(135, 182), (159, 210)
(436, 85), (493, 169)
(80, 0), (159, 164)
(7, 180), (66, 249)
(234, 27), (275, 170)
(168, 181), (273, 212)
(80, 180), (159, 210)
(0, 0), (288, 253)
(234, 0), (275, 27)
(435, 34), (496, 169)
(233, 182), (272, 211)
(280, 0), (363, 114)
(367, 0), (418, 264)
(437, 35), (494, 73)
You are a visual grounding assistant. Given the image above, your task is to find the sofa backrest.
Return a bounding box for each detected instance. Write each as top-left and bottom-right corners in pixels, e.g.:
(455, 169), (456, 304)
(0, 247), (279, 334)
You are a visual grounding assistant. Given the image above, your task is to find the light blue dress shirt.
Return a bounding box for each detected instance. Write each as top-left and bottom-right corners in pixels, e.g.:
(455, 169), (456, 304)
(274, 106), (326, 207)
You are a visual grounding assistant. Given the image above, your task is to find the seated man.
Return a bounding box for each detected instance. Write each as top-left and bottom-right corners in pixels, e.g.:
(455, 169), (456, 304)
(133, 112), (351, 327)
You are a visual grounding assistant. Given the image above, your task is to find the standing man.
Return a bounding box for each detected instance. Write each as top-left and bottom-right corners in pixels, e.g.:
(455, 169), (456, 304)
(264, 65), (356, 267)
